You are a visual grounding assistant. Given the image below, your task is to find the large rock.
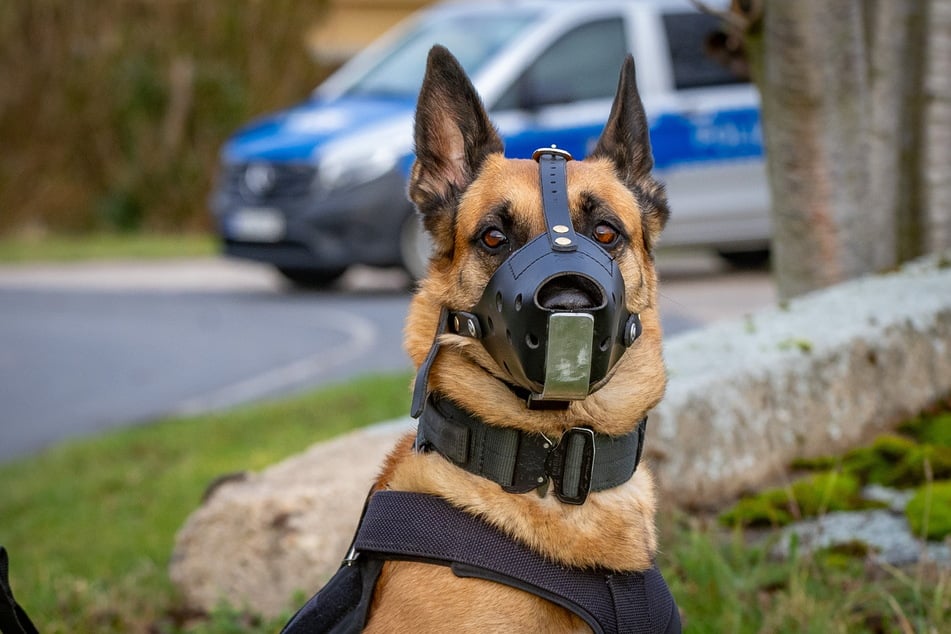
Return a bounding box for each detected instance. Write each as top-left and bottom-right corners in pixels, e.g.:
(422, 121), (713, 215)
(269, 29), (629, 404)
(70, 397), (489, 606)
(170, 253), (951, 617)
(169, 419), (410, 618)
(647, 253), (951, 508)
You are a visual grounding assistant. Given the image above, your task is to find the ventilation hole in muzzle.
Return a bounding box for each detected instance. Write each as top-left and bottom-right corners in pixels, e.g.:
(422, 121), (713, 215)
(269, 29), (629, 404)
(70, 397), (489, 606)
(526, 332), (540, 349)
(600, 336), (611, 352)
(496, 291), (503, 313)
(515, 294), (523, 311)
(486, 315), (494, 333)
(506, 329), (513, 345)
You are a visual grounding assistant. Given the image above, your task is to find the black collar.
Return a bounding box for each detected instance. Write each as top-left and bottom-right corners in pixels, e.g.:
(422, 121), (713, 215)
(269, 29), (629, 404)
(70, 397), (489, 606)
(415, 395), (647, 505)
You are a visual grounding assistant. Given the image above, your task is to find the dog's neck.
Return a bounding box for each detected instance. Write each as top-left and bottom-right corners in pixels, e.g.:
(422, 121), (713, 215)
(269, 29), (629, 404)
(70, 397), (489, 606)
(415, 394), (647, 505)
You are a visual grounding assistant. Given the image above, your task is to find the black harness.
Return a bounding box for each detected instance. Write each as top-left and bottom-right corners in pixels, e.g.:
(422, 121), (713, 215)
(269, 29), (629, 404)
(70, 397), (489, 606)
(281, 491), (680, 634)
(0, 548), (38, 634)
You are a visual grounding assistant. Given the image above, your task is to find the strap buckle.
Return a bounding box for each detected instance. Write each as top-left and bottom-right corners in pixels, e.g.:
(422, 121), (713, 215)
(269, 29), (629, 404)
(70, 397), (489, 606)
(343, 543), (359, 567)
(499, 426), (596, 504)
(547, 427), (596, 505)
(532, 146), (574, 162)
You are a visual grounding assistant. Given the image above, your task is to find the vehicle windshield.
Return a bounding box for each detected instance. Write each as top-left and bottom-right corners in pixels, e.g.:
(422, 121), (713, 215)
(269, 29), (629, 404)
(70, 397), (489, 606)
(340, 11), (538, 99)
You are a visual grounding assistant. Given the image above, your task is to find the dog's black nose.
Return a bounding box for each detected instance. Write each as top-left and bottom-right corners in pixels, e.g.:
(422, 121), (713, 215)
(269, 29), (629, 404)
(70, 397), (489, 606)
(537, 274), (604, 311)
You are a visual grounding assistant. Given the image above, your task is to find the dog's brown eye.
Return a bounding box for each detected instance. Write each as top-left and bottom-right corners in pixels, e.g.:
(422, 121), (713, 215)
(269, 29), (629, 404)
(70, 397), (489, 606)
(593, 223), (620, 246)
(481, 228), (508, 250)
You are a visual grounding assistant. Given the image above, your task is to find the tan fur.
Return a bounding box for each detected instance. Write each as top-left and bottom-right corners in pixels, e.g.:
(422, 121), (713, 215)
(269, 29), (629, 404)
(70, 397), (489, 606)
(363, 47), (669, 632)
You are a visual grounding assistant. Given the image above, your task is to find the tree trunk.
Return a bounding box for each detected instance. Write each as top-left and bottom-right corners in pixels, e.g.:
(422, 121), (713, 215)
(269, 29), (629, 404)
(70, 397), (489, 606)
(758, 0), (877, 300)
(748, 0), (945, 299)
(924, 0), (951, 253)
(891, 1), (930, 262)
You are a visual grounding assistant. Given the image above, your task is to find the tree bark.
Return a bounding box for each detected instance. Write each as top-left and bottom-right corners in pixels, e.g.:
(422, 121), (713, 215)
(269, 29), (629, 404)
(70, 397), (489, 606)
(758, 0), (877, 300)
(924, 0), (951, 252)
(892, 1), (930, 262)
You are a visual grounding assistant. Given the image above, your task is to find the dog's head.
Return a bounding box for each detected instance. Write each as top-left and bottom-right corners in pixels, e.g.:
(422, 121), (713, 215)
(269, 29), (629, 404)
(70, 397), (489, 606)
(405, 46), (668, 438)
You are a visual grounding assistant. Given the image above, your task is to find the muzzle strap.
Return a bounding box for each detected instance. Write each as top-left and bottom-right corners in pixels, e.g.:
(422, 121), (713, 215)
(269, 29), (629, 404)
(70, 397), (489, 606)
(410, 307), (450, 419)
(533, 147), (578, 252)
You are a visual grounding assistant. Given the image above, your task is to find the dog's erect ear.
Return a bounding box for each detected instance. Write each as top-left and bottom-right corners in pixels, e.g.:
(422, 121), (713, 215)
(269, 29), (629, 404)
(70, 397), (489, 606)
(409, 46), (503, 257)
(591, 55), (669, 250)
(591, 55), (654, 187)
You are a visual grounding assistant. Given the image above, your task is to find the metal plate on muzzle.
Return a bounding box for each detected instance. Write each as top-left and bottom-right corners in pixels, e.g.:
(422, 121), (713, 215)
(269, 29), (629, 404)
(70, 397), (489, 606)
(540, 313), (594, 401)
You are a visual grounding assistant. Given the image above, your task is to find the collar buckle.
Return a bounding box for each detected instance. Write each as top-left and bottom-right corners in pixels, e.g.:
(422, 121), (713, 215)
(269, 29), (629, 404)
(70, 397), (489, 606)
(547, 427), (597, 505)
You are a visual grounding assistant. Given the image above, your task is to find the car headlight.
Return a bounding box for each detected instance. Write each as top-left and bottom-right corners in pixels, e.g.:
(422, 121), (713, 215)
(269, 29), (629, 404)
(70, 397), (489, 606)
(318, 146), (400, 192)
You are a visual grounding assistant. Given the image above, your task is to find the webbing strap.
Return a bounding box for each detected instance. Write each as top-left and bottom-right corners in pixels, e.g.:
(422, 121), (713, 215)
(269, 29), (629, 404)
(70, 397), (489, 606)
(534, 148), (578, 253)
(416, 395), (646, 504)
(0, 547), (38, 634)
(353, 491), (680, 634)
(410, 307), (450, 418)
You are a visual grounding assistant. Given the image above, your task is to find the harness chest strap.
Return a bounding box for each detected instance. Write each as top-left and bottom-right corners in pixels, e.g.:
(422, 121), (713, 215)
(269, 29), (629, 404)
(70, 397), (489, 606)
(416, 395), (647, 505)
(361, 491), (678, 634)
(279, 491), (680, 634)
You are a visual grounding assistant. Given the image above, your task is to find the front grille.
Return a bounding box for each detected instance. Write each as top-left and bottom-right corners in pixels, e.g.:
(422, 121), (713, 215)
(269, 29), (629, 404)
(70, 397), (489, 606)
(221, 162), (316, 204)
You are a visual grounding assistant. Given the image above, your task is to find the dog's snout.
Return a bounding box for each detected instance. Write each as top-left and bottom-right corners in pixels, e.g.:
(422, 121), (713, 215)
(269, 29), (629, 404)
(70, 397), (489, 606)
(537, 275), (604, 311)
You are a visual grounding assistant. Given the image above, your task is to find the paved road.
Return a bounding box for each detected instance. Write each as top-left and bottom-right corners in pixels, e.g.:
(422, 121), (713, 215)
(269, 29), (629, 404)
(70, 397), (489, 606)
(0, 254), (775, 462)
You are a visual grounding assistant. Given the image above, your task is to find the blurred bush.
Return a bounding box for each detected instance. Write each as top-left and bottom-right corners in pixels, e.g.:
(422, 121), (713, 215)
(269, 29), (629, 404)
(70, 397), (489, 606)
(0, 0), (331, 236)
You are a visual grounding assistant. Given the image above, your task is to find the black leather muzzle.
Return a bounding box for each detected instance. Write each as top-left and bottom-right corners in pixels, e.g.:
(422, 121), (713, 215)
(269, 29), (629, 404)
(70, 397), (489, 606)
(451, 148), (641, 404)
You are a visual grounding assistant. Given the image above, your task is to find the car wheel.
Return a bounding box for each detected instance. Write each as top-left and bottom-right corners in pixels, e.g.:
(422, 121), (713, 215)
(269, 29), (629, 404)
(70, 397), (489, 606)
(277, 266), (347, 288)
(716, 249), (770, 269)
(399, 212), (433, 281)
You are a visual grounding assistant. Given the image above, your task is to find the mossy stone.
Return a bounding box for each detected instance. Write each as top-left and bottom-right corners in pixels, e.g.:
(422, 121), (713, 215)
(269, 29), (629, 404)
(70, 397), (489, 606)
(887, 444), (951, 487)
(899, 411), (951, 448)
(837, 433), (951, 488)
(719, 471), (879, 528)
(905, 480), (951, 541)
(841, 434), (917, 485)
(719, 495), (795, 528)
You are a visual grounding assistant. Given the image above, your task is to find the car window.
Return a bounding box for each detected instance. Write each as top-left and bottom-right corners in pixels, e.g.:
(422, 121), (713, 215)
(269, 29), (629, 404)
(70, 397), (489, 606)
(663, 12), (748, 90)
(341, 12), (538, 99)
(494, 17), (628, 111)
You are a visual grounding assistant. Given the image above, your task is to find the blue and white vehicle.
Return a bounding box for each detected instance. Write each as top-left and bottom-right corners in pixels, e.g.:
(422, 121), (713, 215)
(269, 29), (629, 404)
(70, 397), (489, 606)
(211, 0), (769, 286)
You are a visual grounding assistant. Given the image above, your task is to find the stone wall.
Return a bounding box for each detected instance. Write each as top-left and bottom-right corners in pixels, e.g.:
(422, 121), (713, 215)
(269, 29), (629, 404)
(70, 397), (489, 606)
(648, 254), (951, 508)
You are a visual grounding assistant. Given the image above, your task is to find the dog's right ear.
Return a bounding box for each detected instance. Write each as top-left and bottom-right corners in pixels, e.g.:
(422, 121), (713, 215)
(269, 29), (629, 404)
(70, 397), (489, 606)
(409, 46), (503, 259)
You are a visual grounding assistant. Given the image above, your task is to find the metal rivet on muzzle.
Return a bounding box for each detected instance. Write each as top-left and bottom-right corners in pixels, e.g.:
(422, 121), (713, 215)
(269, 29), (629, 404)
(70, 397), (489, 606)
(623, 314), (642, 347)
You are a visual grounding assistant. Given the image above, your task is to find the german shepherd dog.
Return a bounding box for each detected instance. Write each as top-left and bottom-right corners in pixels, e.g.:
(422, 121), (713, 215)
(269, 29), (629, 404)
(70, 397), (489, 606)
(285, 45), (676, 633)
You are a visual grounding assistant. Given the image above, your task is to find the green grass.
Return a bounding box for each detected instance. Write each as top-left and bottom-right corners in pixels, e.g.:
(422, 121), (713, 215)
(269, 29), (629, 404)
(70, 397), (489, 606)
(0, 233), (218, 264)
(660, 514), (950, 633)
(0, 372), (413, 633)
(2, 374), (948, 633)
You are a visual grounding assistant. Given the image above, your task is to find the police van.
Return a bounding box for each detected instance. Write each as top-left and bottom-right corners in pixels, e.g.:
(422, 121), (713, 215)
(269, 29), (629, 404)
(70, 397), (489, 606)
(212, 0), (768, 286)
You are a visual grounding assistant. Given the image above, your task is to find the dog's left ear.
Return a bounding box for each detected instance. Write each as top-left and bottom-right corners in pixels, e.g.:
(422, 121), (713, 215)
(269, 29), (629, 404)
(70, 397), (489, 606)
(591, 55), (669, 251)
(409, 46), (503, 259)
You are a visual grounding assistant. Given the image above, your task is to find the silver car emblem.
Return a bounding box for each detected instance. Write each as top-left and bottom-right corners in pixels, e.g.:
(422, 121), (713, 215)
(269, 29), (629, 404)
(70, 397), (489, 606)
(244, 163), (276, 196)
